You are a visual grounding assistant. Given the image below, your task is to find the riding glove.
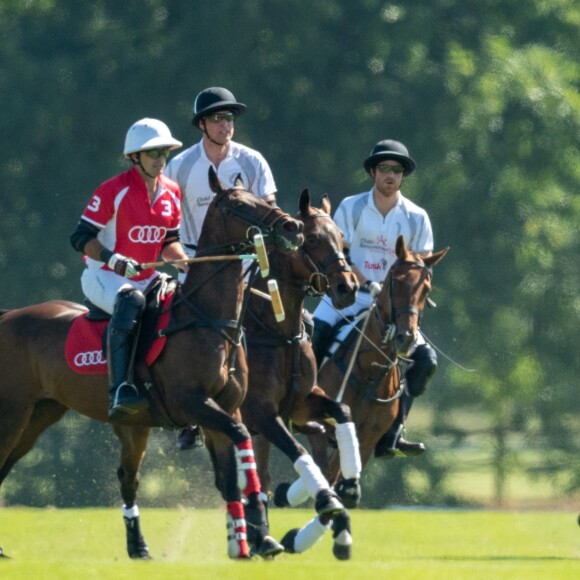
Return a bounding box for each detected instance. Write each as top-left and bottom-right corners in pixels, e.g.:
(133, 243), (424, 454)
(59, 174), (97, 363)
(108, 253), (140, 278)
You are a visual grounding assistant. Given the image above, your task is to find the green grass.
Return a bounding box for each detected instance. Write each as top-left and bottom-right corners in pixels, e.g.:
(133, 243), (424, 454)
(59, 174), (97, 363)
(1, 508), (579, 579)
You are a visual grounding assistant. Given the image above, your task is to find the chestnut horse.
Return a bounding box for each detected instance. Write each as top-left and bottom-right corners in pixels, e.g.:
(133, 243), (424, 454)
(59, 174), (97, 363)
(307, 236), (448, 488)
(242, 191), (360, 558)
(0, 167), (303, 560)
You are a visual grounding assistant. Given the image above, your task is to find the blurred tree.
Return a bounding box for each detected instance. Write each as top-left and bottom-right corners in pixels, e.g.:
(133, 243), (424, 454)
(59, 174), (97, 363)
(0, 0), (578, 508)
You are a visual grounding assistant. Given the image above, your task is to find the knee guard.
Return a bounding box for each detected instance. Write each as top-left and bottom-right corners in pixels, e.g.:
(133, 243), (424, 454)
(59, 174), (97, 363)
(405, 344), (437, 397)
(111, 287), (146, 333)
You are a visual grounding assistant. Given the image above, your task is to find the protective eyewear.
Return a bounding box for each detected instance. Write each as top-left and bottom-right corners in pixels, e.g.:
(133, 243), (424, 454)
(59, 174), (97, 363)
(144, 148), (171, 160)
(375, 163), (405, 174)
(205, 112), (236, 123)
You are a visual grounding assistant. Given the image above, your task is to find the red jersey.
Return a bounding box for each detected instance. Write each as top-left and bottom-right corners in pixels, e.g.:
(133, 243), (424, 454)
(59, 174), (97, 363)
(81, 167), (182, 281)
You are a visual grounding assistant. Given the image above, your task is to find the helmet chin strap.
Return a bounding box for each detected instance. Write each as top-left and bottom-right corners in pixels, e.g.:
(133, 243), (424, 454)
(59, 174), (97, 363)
(131, 155), (156, 179)
(201, 119), (226, 147)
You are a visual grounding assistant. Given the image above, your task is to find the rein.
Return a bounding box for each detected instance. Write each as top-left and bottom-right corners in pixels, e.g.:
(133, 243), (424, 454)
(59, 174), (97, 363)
(331, 258), (433, 405)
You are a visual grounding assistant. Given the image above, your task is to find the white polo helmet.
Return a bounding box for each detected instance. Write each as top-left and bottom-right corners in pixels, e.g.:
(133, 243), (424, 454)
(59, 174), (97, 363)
(123, 118), (182, 156)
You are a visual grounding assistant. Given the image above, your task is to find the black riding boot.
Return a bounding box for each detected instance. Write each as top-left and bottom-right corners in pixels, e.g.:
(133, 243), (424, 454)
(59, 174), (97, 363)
(374, 390), (423, 459)
(107, 288), (148, 422)
(374, 343), (437, 458)
(311, 319), (335, 367)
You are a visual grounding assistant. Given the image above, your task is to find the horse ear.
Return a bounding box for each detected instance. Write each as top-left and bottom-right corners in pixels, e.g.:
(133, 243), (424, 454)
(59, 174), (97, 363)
(299, 189), (310, 214)
(423, 247), (450, 268)
(208, 166), (222, 194)
(233, 173), (244, 188)
(320, 194), (331, 215)
(395, 235), (407, 259)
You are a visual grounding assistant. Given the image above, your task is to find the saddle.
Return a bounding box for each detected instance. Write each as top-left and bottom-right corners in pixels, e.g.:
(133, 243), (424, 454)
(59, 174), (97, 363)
(64, 276), (178, 375)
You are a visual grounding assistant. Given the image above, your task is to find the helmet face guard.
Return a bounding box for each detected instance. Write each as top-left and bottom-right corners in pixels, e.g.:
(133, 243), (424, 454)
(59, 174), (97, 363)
(124, 118), (182, 157)
(364, 140), (416, 176)
(192, 87), (247, 125)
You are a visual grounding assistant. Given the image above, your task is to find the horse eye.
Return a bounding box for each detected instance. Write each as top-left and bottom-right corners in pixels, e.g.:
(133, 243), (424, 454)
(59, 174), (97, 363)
(306, 235), (318, 246)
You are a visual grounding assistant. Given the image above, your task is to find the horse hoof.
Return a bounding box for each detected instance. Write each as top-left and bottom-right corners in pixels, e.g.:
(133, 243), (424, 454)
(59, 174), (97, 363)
(253, 535), (285, 559)
(0, 547), (10, 559)
(332, 511), (353, 561)
(314, 489), (344, 517)
(129, 551), (152, 560)
(273, 482), (291, 508)
(335, 477), (361, 509)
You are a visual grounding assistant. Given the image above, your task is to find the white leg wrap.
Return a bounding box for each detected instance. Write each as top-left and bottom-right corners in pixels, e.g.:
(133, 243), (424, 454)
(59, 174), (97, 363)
(335, 422), (362, 479)
(122, 504), (139, 519)
(292, 516), (331, 553)
(287, 478), (310, 507)
(294, 454), (330, 498)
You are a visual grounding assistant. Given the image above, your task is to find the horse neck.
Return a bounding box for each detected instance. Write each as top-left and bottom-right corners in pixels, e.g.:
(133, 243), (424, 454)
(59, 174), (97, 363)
(180, 260), (245, 322)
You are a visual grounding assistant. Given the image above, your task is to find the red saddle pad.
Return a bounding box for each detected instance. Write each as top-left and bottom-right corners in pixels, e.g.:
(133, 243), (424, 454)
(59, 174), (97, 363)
(64, 294), (174, 375)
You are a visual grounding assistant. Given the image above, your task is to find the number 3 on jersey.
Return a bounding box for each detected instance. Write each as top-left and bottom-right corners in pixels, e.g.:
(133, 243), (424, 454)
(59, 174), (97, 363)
(87, 195), (101, 213)
(161, 200), (172, 217)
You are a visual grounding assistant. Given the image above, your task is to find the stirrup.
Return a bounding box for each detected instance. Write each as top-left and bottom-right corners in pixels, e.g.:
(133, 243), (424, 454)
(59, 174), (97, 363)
(108, 382), (148, 421)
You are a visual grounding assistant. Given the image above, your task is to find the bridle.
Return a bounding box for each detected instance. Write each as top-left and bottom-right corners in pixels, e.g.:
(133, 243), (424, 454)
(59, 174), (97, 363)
(378, 259), (433, 335)
(297, 212), (352, 296)
(212, 187), (301, 254)
(338, 257), (433, 405)
(165, 186), (301, 345)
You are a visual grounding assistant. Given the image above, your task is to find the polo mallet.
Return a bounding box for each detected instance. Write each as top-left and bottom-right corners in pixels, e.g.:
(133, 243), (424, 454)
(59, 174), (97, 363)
(249, 281), (286, 323)
(253, 232), (269, 277)
(137, 254), (259, 270)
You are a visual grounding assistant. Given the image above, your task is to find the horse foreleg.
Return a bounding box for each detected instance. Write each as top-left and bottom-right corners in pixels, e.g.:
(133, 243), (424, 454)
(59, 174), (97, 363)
(194, 399), (283, 559)
(300, 390), (362, 508)
(112, 424), (151, 559)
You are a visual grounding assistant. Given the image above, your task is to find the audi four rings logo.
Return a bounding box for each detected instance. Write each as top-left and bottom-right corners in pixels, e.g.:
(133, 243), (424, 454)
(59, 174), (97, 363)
(74, 351), (107, 366)
(128, 225), (167, 244)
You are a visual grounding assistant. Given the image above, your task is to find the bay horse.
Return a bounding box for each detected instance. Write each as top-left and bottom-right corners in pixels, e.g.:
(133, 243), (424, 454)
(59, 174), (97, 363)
(242, 191), (360, 558)
(0, 167), (303, 560)
(307, 236), (448, 490)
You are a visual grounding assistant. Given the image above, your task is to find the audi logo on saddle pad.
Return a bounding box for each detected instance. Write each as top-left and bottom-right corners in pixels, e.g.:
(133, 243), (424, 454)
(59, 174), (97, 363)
(74, 350), (107, 366)
(128, 225), (167, 244)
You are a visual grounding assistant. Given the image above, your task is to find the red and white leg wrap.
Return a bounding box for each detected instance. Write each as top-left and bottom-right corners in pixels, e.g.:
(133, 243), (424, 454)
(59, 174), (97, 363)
(226, 501), (249, 559)
(235, 439), (262, 498)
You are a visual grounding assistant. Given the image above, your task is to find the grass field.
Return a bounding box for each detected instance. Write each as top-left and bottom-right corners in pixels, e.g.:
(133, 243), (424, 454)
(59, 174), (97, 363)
(1, 507), (578, 579)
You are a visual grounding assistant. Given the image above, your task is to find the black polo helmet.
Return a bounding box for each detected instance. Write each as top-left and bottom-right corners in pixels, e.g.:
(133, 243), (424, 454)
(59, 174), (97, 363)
(363, 139), (416, 176)
(192, 87), (247, 125)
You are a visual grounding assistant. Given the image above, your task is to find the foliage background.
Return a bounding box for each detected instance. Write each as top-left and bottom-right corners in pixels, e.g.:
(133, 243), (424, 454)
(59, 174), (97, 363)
(0, 0), (578, 508)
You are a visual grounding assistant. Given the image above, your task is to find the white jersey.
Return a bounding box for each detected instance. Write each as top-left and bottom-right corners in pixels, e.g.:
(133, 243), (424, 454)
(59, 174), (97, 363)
(165, 139), (276, 253)
(334, 188), (433, 283)
(313, 188), (433, 331)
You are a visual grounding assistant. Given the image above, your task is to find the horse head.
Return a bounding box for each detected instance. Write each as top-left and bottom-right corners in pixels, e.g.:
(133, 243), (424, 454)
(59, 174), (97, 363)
(206, 167), (304, 254)
(296, 189), (359, 309)
(376, 235), (448, 355)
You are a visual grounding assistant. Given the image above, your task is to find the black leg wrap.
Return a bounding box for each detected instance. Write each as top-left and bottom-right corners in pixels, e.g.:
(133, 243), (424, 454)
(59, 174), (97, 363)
(245, 504), (284, 558)
(273, 482), (291, 508)
(334, 477), (361, 509)
(123, 515), (150, 559)
(331, 511), (352, 560)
